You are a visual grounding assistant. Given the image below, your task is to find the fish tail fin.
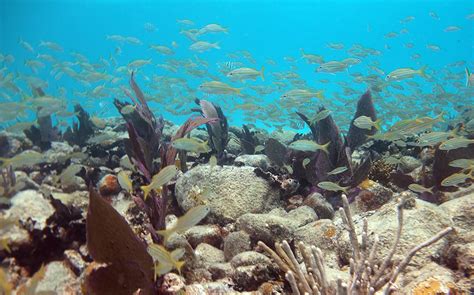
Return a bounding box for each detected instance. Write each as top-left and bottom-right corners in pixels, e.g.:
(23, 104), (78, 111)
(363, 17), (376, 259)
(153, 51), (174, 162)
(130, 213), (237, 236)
(235, 88), (242, 95)
(214, 42), (221, 50)
(141, 185), (152, 200)
(427, 186), (435, 194)
(374, 119), (382, 130)
(175, 261), (186, 274)
(260, 66), (265, 81)
(203, 140), (210, 150)
(299, 48), (305, 59)
(419, 65), (428, 77)
(466, 67), (471, 87)
(316, 91), (324, 99)
(1, 238), (11, 253)
(321, 142), (330, 154)
(435, 111), (445, 123)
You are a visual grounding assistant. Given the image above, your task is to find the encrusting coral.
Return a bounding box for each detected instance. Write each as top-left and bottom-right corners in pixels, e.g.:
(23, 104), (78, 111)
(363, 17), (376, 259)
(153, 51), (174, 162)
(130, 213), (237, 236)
(258, 194), (453, 295)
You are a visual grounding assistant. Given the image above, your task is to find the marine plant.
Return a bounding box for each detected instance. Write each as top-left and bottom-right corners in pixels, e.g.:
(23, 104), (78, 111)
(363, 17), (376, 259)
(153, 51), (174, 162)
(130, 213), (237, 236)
(23, 112), (60, 151)
(287, 90), (375, 202)
(238, 124), (260, 154)
(85, 188), (154, 294)
(63, 104), (95, 147)
(194, 99), (229, 162)
(114, 72), (165, 181)
(432, 144), (474, 191)
(162, 115), (219, 172)
(346, 90), (378, 151)
(258, 194), (453, 295)
(265, 138), (288, 167)
(23, 88), (61, 150)
(114, 73), (217, 240)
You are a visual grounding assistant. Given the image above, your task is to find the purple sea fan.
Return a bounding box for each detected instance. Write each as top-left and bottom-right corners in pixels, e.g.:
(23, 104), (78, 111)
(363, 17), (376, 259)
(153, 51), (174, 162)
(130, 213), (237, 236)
(346, 89), (378, 150)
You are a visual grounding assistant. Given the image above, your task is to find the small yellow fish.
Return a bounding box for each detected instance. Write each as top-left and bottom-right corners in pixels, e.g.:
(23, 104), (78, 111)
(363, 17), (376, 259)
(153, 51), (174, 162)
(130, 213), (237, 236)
(120, 104), (136, 115)
(55, 164), (83, 187)
(441, 172), (473, 187)
(281, 89), (324, 100)
(117, 171), (133, 194)
(128, 58), (152, 69)
(0, 150), (44, 169)
(199, 81), (240, 95)
(156, 205), (210, 243)
(448, 159), (474, 170)
(91, 116), (106, 128)
(327, 166), (348, 175)
(172, 138), (211, 154)
(317, 61), (348, 73)
(414, 131), (454, 147)
(408, 183), (433, 194)
(386, 66), (427, 81)
(147, 244), (185, 279)
(311, 109), (332, 123)
(317, 181), (349, 193)
(439, 137), (474, 151)
(141, 165), (178, 200)
(288, 140), (330, 154)
(254, 145), (265, 153)
(189, 41), (220, 53)
(353, 116), (381, 130)
(150, 45), (174, 55)
(227, 66), (265, 81)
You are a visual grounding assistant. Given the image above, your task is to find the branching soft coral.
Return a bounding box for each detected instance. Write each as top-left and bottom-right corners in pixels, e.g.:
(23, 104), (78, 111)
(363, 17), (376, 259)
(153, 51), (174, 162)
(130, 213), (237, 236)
(258, 194), (453, 295)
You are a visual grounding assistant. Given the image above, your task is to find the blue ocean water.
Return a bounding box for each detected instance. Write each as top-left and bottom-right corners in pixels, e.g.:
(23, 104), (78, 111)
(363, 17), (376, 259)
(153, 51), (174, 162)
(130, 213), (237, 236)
(0, 0), (473, 130)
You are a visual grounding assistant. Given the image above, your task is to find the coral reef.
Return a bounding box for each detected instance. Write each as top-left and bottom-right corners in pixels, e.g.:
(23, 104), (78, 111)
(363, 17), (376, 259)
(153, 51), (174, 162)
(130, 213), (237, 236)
(0, 80), (472, 294)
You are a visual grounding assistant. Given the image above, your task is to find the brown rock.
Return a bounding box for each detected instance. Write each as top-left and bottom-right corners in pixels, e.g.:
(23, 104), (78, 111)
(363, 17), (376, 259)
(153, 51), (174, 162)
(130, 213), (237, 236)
(400, 262), (463, 294)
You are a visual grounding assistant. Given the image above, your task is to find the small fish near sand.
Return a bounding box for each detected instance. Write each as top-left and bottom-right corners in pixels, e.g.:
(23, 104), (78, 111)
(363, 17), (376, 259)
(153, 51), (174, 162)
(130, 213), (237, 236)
(156, 205), (210, 243)
(172, 137), (212, 155)
(141, 165), (179, 200)
(147, 244), (186, 278)
(408, 183), (433, 194)
(288, 140), (330, 154)
(439, 137), (474, 151)
(317, 181), (349, 193)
